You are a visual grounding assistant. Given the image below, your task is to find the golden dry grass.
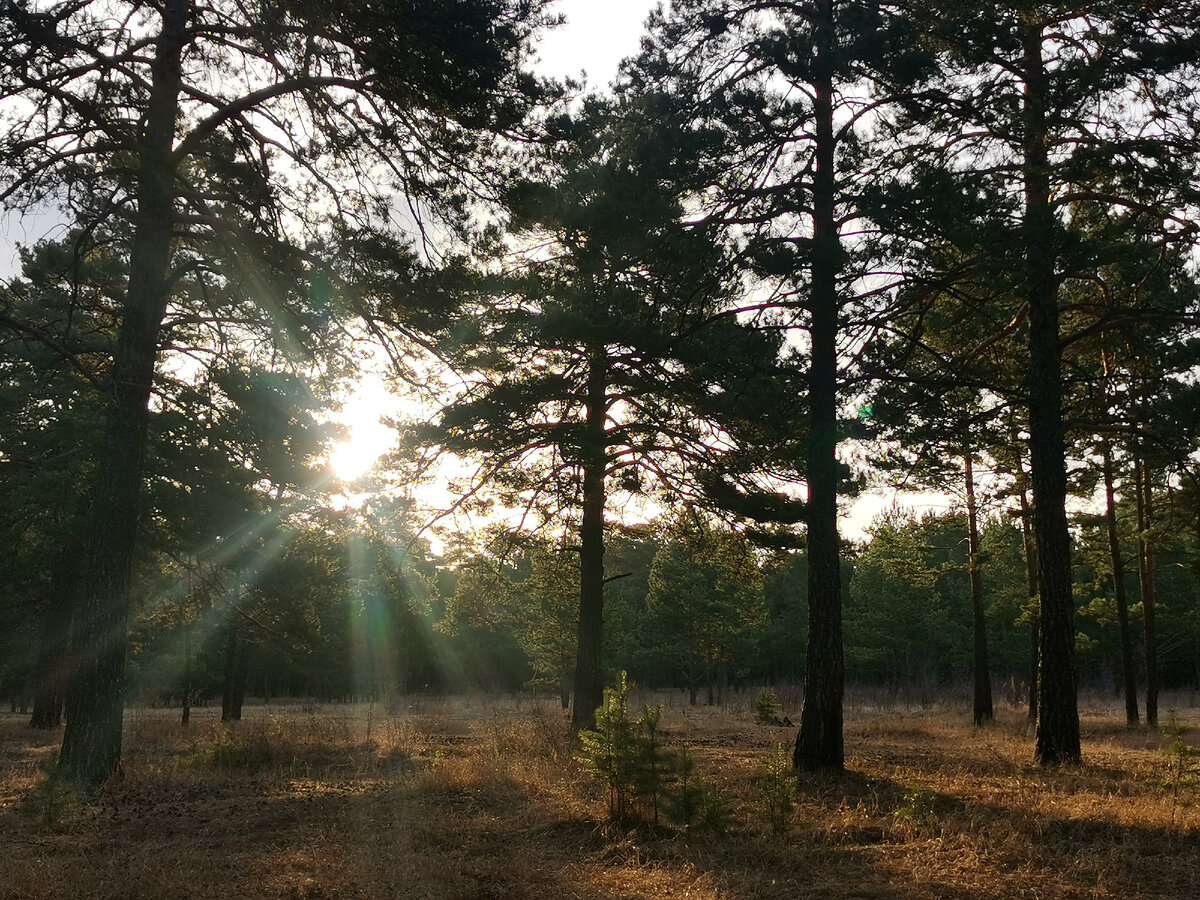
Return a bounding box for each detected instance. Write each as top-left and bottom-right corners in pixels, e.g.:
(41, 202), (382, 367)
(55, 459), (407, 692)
(2, 691), (1199, 899)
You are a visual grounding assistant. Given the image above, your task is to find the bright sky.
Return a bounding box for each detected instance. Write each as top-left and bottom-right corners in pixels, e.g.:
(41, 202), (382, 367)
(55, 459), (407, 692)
(535, 0), (659, 87)
(330, 0), (940, 538)
(330, 0), (662, 487)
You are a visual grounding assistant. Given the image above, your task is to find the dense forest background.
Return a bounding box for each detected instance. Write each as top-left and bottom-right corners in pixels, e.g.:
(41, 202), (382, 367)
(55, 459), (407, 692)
(3, 0), (1200, 783)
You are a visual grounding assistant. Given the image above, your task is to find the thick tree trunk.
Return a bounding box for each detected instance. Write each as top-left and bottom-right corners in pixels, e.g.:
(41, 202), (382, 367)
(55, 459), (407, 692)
(1134, 454), (1158, 727)
(965, 453), (993, 726)
(1017, 468), (1039, 722)
(59, 0), (188, 785)
(1022, 22), (1080, 765)
(1102, 443), (1138, 726)
(29, 549), (80, 729)
(571, 347), (608, 730)
(795, 0), (844, 772)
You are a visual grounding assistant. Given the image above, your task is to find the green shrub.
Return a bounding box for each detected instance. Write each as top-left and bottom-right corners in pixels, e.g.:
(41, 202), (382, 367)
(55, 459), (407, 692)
(754, 688), (784, 726)
(895, 783), (938, 831)
(577, 672), (727, 831)
(1156, 709), (1199, 828)
(178, 726), (274, 772)
(21, 753), (80, 829)
(755, 742), (797, 832)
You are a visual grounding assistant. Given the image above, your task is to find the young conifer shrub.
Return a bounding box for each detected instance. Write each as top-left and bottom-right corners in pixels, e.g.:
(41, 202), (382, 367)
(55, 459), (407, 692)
(576, 672), (643, 821)
(754, 687), (785, 726)
(755, 742), (798, 832)
(577, 673), (729, 829)
(1157, 709), (1199, 829)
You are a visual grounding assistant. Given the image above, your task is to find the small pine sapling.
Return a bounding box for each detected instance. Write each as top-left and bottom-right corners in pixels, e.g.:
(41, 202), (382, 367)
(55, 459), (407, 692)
(576, 673), (640, 820)
(755, 742), (798, 833)
(754, 687), (791, 726)
(1158, 709), (1199, 829)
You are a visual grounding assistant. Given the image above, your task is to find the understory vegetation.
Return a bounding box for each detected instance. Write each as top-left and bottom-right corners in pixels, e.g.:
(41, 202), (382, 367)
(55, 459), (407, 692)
(2, 694), (1199, 899)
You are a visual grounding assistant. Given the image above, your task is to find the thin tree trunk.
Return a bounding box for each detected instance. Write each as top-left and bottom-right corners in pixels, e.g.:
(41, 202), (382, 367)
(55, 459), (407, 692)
(558, 671), (571, 710)
(795, 0), (844, 772)
(1102, 443), (1138, 726)
(965, 453), (993, 726)
(181, 563), (193, 726)
(1017, 465), (1039, 722)
(1022, 21), (1080, 765)
(572, 346), (608, 730)
(1134, 454), (1159, 727)
(59, 0), (189, 786)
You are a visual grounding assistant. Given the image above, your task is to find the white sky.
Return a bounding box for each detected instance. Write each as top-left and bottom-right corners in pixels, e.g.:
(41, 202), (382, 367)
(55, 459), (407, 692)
(535, 0), (660, 86)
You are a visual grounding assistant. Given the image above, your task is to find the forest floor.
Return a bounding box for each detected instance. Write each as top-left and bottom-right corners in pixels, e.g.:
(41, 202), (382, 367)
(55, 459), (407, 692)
(2, 689), (1199, 899)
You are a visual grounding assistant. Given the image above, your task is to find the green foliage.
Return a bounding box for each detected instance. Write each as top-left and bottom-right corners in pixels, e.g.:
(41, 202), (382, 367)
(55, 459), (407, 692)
(755, 743), (798, 833)
(576, 673), (727, 831)
(22, 754), (80, 829)
(178, 727), (275, 773)
(895, 784), (939, 833)
(754, 688), (783, 726)
(1155, 710), (1200, 828)
(643, 512), (765, 703)
(576, 673), (662, 823)
(846, 510), (972, 686)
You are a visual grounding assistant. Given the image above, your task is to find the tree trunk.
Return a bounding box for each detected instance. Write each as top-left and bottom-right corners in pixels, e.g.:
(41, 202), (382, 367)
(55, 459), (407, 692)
(1134, 453), (1159, 727)
(1102, 443), (1138, 726)
(1017, 466), (1039, 722)
(558, 671), (571, 710)
(222, 585), (248, 722)
(795, 0), (844, 772)
(29, 549), (80, 729)
(1022, 21), (1081, 765)
(181, 564), (193, 726)
(571, 346), (608, 730)
(965, 453), (993, 726)
(59, 0), (189, 786)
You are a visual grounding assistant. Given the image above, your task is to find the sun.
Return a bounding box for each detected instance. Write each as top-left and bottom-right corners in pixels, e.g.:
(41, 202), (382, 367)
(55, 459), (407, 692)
(329, 379), (397, 482)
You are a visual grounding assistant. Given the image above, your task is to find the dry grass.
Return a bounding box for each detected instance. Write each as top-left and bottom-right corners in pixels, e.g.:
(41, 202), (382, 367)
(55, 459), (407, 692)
(2, 691), (1199, 899)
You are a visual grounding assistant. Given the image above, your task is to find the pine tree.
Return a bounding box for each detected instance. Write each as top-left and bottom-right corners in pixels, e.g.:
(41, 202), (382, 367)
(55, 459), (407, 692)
(412, 98), (785, 729)
(0, 0), (551, 784)
(875, 0), (1200, 764)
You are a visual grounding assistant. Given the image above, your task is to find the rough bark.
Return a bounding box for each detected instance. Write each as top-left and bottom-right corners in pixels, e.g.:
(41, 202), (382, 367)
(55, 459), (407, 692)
(1017, 468), (1039, 722)
(1102, 443), (1138, 726)
(221, 585), (249, 722)
(794, 0), (844, 772)
(1134, 454), (1159, 727)
(965, 453), (993, 726)
(59, 0), (189, 786)
(29, 550), (80, 729)
(571, 346), (608, 730)
(1022, 21), (1080, 765)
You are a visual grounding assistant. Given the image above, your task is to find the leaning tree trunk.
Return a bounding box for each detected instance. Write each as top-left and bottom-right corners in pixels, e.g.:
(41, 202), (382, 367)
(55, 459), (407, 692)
(1134, 453), (1159, 727)
(965, 453), (993, 726)
(1022, 21), (1080, 766)
(1102, 442), (1138, 726)
(571, 345), (609, 730)
(1017, 467), (1040, 722)
(794, 0), (844, 772)
(58, 0), (188, 786)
